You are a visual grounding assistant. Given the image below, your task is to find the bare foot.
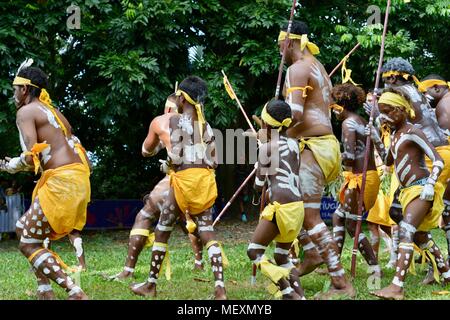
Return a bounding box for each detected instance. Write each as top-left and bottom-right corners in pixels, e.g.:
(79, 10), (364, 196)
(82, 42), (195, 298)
(214, 287), (227, 300)
(371, 284), (404, 300)
(296, 250), (324, 277)
(315, 281), (356, 300)
(130, 282), (156, 297)
(422, 268), (438, 285)
(37, 290), (56, 300)
(315, 267), (328, 275)
(194, 263), (204, 271)
(68, 291), (89, 300)
(108, 270), (135, 281)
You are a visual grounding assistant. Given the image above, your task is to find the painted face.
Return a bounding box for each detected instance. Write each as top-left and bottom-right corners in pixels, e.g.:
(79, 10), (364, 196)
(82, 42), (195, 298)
(278, 39), (292, 65)
(13, 85), (27, 108)
(378, 103), (405, 129)
(382, 76), (396, 88)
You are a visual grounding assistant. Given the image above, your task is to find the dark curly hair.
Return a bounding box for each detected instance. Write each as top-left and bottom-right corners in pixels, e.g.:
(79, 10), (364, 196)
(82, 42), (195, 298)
(331, 83), (366, 112)
(266, 99), (292, 124)
(17, 67), (49, 99)
(282, 20), (309, 35)
(178, 76), (208, 105)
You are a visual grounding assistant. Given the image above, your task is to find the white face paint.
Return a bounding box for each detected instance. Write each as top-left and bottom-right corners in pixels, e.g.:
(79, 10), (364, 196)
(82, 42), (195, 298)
(379, 113), (395, 124)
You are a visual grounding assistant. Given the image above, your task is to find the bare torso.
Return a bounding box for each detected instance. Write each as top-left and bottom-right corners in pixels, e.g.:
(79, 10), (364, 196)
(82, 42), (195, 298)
(284, 56), (333, 139)
(168, 113), (216, 171)
(390, 124), (433, 187)
(17, 102), (83, 170)
(395, 84), (448, 147)
(255, 134), (302, 204)
(341, 115), (376, 173)
(436, 92), (450, 135)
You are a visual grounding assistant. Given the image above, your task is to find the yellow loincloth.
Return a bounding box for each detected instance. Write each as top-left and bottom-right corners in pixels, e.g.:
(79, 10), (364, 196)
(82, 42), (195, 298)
(260, 201), (304, 243)
(32, 163), (91, 240)
(299, 134), (342, 184)
(169, 168), (217, 215)
(425, 144), (450, 186)
(339, 170), (380, 211)
(398, 182), (445, 232)
(367, 190), (396, 226)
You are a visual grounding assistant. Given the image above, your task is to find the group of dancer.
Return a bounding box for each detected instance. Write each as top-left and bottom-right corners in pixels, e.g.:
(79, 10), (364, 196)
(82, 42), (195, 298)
(1, 18), (449, 300)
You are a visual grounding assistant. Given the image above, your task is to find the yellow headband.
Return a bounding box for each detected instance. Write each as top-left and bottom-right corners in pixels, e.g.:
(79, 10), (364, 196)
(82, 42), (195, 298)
(176, 89), (205, 125)
(261, 103), (292, 132)
(278, 31), (320, 55)
(329, 103), (344, 113)
(379, 92), (415, 119)
(382, 71), (421, 87)
(13, 76), (40, 88)
(418, 79), (450, 93)
(12, 76), (53, 109)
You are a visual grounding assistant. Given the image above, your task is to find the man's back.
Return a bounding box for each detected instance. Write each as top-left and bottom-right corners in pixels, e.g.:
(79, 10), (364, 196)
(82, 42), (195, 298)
(17, 102), (82, 170)
(285, 56), (333, 138)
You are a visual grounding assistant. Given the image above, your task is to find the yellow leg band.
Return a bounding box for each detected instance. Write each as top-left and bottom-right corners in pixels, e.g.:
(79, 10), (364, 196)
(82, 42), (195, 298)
(130, 228), (150, 237)
(28, 248), (45, 263)
(206, 240), (229, 268)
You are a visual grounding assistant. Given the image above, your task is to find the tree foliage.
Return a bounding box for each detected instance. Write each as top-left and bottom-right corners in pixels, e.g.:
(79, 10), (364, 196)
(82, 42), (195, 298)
(0, 0), (448, 201)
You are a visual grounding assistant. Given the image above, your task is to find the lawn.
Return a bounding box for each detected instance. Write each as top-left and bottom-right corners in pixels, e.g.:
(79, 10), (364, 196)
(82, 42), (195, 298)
(1, 219), (449, 300)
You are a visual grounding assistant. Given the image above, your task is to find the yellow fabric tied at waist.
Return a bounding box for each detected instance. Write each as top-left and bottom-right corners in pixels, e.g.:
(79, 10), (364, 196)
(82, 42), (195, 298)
(260, 201), (304, 243)
(130, 229), (155, 248)
(299, 134), (342, 184)
(278, 31), (320, 55)
(339, 170), (380, 211)
(418, 79), (450, 93)
(32, 163), (91, 240)
(23, 142), (50, 175)
(286, 85), (313, 98)
(425, 144), (450, 186)
(169, 168), (218, 215)
(379, 92), (415, 119)
(367, 189), (396, 227)
(398, 182), (445, 232)
(261, 103), (292, 132)
(206, 240), (229, 268)
(154, 242), (171, 280)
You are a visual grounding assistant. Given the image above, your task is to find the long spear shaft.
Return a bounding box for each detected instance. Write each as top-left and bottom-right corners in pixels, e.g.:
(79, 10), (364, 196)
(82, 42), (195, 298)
(222, 70), (257, 135)
(351, 0), (391, 278)
(328, 42), (361, 78)
(275, 0), (297, 99)
(212, 167), (256, 227)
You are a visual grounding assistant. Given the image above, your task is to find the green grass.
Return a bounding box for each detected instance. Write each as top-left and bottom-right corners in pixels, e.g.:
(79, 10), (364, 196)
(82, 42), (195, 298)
(1, 220), (450, 300)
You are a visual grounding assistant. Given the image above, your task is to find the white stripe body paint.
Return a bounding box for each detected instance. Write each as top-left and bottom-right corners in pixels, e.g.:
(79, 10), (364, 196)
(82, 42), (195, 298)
(152, 245), (167, 252)
(33, 253), (52, 269)
(307, 222), (327, 236)
(248, 243), (267, 250)
(124, 266), (135, 272)
(304, 202), (321, 209)
(274, 248), (290, 255)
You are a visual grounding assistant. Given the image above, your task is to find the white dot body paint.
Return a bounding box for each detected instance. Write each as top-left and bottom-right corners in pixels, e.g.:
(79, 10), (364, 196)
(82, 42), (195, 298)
(43, 268), (50, 275)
